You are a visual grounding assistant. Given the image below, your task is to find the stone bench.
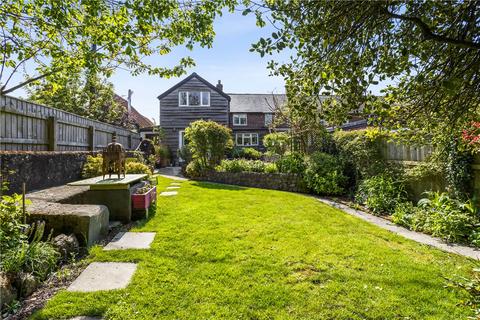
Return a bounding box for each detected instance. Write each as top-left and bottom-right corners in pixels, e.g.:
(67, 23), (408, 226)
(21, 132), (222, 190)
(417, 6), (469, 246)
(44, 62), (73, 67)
(27, 186), (109, 246)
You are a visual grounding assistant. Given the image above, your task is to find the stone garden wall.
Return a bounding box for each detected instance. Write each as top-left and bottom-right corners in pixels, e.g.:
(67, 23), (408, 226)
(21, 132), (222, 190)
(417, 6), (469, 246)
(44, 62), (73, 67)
(0, 151), (97, 194)
(198, 171), (308, 193)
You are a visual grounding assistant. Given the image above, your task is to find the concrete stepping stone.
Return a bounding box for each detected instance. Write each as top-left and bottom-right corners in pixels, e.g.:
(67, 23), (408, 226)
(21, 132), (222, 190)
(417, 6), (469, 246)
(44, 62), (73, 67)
(67, 262), (137, 292)
(69, 317), (102, 320)
(170, 182), (181, 186)
(166, 186), (180, 190)
(104, 232), (155, 250)
(160, 191), (177, 196)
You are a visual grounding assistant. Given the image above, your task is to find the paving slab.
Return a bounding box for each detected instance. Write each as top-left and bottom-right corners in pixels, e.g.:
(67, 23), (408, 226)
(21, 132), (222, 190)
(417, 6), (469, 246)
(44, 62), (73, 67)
(69, 317), (102, 320)
(160, 191), (178, 196)
(170, 182), (181, 186)
(67, 262), (137, 292)
(104, 232), (156, 250)
(166, 186), (180, 190)
(317, 198), (480, 260)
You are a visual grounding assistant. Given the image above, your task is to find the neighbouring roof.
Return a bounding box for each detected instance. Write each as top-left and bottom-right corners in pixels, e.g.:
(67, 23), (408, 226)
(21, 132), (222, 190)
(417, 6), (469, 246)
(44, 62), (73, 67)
(114, 95), (154, 129)
(228, 94), (287, 113)
(157, 72), (231, 101)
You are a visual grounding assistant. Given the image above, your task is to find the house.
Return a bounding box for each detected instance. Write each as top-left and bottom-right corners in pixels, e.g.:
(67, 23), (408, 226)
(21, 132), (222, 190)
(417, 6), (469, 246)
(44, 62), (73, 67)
(114, 93), (154, 131)
(157, 73), (367, 160)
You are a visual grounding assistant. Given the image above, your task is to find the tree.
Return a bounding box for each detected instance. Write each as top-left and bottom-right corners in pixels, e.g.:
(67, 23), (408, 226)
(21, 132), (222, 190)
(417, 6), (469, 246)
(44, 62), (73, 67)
(27, 70), (131, 126)
(184, 120), (233, 169)
(249, 1), (480, 143)
(0, 0), (235, 95)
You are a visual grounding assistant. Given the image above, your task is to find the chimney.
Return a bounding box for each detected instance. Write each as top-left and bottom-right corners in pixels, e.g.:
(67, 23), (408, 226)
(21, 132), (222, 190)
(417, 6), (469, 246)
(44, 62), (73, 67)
(127, 89), (133, 113)
(216, 80), (223, 92)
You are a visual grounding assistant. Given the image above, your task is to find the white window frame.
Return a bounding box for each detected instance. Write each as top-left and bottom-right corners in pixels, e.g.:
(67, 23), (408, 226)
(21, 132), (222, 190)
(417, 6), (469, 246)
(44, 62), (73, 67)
(178, 91), (210, 107)
(264, 113), (273, 126)
(233, 114), (248, 126)
(179, 130), (185, 148)
(235, 133), (259, 146)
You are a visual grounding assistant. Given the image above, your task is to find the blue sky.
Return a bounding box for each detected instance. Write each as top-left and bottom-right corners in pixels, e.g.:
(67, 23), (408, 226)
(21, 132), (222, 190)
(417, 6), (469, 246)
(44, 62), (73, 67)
(113, 10), (289, 123)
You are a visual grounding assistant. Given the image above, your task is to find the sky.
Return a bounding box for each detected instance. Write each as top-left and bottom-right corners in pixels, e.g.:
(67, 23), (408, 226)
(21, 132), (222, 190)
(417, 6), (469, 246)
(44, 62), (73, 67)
(112, 10), (290, 124)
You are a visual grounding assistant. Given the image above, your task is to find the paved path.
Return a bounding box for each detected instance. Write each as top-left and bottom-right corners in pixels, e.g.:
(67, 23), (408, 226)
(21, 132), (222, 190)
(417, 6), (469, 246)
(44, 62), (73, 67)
(67, 262), (137, 292)
(317, 198), (480, 260)
(104, 232), (156, 250)
(156, 167), (188, 181)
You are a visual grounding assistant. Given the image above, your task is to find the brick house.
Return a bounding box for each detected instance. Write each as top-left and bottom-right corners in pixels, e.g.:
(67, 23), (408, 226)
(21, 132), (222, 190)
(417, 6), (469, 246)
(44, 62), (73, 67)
(157, 73), (366, 160)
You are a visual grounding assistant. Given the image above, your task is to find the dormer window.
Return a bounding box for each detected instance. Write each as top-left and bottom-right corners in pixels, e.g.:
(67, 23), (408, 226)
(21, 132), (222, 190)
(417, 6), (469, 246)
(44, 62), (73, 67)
(179, 91), (210, 106)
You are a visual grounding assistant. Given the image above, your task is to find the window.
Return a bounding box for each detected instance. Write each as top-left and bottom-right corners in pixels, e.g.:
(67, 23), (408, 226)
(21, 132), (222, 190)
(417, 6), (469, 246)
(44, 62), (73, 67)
(265, 113), (273, 126)
(179, 130), (185, 148)
(178, 91), (210, 106)
(235, 133), (259, 146)
(233, 114), (247, 126)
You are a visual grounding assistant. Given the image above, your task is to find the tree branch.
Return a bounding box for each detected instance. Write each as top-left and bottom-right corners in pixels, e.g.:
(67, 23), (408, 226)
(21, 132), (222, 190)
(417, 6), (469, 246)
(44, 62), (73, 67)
(383, 7), (480, 50)
(1, 71), (56, 95)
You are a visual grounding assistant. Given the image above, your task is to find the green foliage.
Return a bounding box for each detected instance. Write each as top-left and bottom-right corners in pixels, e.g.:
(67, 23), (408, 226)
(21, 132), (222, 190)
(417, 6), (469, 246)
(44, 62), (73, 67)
(333, 130), (387, 180)
(443, 139), (473, 199)
(392, 202), (418, 228)
(82, 155), (103, 178)
(28, 71), (129, 126)
(275, 152), (305, 174)
(231, 147), (262, 160)
(177, 145), (192, 163)
(156, 144), (171, 160)
(184, 120), (233, 171)
(263, 132), (290, 155)
(249, 1), (480, 142)
(356, 175), (407, 215)
(125, 162), (152, 175)
(0, 193), (29, 252)
(303, 152), (346, 195)
(447, 267), (480, 317)
(185, 160), (204, 178)
(216, 159), (276, 174)
(0, 0), (235, 95)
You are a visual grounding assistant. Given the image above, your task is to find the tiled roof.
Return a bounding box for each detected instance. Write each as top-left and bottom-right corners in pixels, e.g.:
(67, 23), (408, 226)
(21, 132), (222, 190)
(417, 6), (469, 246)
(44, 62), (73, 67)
(228, 94), (287, 113)
(114, 94), (154, 128)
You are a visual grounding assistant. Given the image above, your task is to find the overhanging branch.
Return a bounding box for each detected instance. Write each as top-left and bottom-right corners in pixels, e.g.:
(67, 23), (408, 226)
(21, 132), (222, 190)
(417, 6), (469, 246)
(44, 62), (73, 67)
(384, 7), (480, 50)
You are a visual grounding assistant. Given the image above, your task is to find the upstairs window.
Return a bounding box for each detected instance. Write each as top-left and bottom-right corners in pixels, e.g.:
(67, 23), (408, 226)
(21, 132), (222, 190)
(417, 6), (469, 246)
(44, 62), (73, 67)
(178, 91), (210, 106)
(265, 113), (273, 126)
(233, 114), (247, 126)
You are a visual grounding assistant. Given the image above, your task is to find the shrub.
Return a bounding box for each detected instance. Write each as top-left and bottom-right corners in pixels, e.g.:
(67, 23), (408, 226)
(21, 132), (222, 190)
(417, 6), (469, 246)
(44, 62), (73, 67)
(184, 120), (233, 171)
(125, 161), (152, 175)
(303, 152), (347, 195)
(177, 145), (192, 163)
(185, 160), (204, 178)
(415, 192), (480, 244)
(355, 175), (407, 215)
(0, 193), (29, 252)
(81, 155), (103, 178)
(216, 159), (267, 173)
(264, 163), (278, 173)
(263, 132), (290, 155)
(276, 152), (305, 174)
(333, 129), (386, 180)
(242, 147), (263, 160)
(392, 202), (417, 228)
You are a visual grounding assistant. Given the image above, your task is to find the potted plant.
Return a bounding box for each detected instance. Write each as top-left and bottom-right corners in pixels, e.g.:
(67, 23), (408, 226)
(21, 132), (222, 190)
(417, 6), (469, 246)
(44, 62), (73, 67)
(132, 182), (156, 210)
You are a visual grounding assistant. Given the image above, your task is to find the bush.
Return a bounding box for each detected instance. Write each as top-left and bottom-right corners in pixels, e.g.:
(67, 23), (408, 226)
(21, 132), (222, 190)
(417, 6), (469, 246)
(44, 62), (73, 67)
(392, 202), (418, 228)
(230, 147), (262, 160)
(303, 152), (347, 195)
(125, 161), (152, 175)
(263, 132), (290, 155)
(184, 120), (233, 171)
(81, 155), (103, 178)
(177, 145), (192, 163)
(275, 152), (305, 174)
(415, 192), (480, 244)
(333, 129), (387, 180)
(355, 175), (407, 215)
(185, 160), (204, 178)
(216, 159), (268, 173)
(0, 194), (29, 252)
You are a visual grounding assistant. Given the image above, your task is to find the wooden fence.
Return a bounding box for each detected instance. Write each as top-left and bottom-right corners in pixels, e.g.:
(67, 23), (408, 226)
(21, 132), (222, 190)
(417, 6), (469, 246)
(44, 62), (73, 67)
(0, 95), (141, 151)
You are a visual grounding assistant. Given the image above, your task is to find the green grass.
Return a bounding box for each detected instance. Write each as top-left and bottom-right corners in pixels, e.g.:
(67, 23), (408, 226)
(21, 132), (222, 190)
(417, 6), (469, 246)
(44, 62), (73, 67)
(32, 177), (476, 319)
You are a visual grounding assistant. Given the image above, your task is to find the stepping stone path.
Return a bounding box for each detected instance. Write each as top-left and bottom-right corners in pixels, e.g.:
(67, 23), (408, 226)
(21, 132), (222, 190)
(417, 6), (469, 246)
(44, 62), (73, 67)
(104, 232), (156, 250)
(160, 191), (178, 196)
(69, 317), (102, 320)
(170, 182), (181, 186)
(68, 262), (137, 292)
(166, 186), (180, 190)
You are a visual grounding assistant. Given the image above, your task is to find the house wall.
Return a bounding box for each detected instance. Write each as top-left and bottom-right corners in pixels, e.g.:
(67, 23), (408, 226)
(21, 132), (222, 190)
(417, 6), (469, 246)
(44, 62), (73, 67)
(159, 77), (229, 156)
(230, 112), (271, 150)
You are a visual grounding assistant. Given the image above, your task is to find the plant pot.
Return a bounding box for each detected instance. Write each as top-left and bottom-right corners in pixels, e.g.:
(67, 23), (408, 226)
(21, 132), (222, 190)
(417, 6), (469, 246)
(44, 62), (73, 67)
(132, 186), (157, 210)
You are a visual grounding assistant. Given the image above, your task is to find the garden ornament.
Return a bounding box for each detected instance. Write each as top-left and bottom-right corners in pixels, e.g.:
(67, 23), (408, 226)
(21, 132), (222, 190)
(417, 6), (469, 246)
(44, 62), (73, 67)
(102, 133), (126, 179)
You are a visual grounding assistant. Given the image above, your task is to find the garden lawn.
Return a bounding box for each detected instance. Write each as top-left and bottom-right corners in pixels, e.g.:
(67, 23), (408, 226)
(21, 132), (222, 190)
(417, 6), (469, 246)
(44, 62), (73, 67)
(33, 177), (476, 319)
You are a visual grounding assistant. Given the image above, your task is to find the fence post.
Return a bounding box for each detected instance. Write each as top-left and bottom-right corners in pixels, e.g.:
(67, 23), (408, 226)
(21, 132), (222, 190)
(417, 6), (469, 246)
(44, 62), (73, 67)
(47, 116), (57, 151)
(88, 126), (95, 151)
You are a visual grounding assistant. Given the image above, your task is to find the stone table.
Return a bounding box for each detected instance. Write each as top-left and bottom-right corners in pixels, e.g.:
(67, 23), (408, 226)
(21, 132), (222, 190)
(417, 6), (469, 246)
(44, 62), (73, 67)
(68, 174), (147, 222)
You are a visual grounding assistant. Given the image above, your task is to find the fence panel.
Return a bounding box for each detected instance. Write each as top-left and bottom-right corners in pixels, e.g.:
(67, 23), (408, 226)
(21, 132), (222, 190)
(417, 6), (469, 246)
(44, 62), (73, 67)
(0, 95), (141, 151)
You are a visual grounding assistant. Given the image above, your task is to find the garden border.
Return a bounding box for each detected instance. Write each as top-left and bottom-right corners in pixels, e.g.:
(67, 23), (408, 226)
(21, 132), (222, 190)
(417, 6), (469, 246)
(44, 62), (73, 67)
(317, 197), (480, 260)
